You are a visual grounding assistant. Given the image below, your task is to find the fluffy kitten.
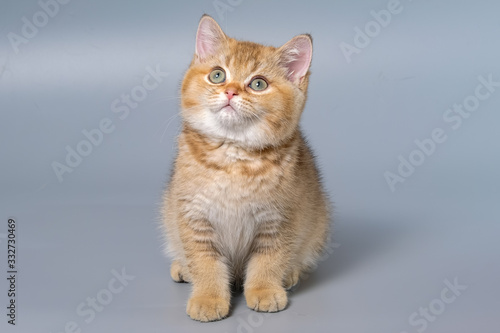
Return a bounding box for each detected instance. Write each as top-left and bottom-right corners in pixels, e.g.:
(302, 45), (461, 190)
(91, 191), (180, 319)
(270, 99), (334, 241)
(162, 15), (330, 322)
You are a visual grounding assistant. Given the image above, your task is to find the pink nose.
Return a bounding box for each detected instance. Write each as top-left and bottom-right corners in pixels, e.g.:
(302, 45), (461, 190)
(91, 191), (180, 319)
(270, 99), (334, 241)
(225, 88), (238, 100)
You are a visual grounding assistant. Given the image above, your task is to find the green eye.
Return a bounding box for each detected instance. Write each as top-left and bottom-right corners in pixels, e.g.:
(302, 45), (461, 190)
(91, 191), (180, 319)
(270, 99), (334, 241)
(249, 77), (268, 91)
(208, 68), (226, 84)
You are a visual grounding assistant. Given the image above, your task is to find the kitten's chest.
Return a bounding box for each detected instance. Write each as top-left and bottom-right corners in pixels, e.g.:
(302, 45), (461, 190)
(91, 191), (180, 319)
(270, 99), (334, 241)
(201, 172), (279, 218)
(186, 168), (282, 257)
(178, 139), (288, 256)
(185, 144), (282, 219)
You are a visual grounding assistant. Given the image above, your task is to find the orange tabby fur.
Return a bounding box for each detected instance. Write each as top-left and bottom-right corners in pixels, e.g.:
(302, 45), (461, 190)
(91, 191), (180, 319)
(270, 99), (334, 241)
(162, 15), (330, 322)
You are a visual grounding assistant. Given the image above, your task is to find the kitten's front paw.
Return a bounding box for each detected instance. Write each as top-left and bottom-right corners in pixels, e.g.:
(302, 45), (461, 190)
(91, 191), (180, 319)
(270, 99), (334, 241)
(186, 296), (229, 322)
(245, 287), (288, 312)
(284, 269), (300, 290)
(170, 260), (190, 283)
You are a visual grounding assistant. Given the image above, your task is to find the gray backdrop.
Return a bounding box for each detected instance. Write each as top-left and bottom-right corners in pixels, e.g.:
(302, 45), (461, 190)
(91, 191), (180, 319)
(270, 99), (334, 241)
(1, 0), (499, 332)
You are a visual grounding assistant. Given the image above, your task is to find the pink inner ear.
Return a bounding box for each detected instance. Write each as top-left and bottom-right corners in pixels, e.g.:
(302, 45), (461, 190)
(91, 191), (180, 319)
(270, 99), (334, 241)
(281, 36), (312, 83)
(196, 17), (225, 61)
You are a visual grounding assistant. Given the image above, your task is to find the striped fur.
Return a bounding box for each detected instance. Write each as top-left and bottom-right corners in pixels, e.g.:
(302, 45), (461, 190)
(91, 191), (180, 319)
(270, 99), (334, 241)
(161, 15), (330, 322)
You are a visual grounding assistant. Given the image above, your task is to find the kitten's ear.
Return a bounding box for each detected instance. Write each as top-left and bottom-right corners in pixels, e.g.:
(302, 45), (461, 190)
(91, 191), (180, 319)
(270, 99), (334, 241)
(278, 34), (313, 84)
(195, 15), (226, 62)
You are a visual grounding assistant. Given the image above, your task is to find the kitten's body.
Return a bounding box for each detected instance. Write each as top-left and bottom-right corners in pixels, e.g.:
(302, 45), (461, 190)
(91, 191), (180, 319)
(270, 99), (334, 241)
(162, 15), (330, 322)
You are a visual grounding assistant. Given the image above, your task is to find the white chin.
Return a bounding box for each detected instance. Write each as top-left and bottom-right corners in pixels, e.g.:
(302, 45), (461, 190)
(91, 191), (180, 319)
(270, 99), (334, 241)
(217, 106), (245, 126)
(220, 105), (236, 113)
(187, 108), (266, 148)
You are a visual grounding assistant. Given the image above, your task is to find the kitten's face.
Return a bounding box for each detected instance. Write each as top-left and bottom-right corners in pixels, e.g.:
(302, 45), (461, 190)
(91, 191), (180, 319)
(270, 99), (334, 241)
(181, 16), (312, 149)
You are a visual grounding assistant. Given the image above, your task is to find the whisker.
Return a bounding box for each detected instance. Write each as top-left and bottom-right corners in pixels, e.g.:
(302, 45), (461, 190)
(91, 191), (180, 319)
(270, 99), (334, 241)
(143, 95), (182, 106)
(181, 104), (205, 113)
(158, 104), (208, 142)
(159, 112), (180, 143)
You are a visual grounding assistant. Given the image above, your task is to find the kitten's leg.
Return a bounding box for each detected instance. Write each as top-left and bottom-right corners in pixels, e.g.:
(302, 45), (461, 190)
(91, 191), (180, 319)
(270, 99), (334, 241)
(283, 267), (300, 290)
(181, 218), (231, 322)
(244, 233), (290, 312)
(170, 260), (191, 283)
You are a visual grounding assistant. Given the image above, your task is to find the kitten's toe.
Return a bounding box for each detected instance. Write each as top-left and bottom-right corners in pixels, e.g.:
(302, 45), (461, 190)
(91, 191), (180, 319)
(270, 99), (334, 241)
(284, 269), (300, 290)
(245, 287), (288, 312)
(186, 296), (229, 322)
(170, 260), (190, 283)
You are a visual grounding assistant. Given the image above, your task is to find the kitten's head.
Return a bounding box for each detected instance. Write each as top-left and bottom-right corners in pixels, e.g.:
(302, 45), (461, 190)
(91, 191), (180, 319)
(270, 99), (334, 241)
(181, 15), (312, 149)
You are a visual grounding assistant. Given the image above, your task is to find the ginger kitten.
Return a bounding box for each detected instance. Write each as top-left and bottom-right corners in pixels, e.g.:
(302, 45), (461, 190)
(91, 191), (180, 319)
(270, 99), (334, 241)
(162, 15), (330, 322)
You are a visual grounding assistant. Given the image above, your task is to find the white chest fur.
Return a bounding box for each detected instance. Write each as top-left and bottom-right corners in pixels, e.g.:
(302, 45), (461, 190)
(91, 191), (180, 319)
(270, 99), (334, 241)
(183, 169), (281, 263)
(177, 141), (285, 264)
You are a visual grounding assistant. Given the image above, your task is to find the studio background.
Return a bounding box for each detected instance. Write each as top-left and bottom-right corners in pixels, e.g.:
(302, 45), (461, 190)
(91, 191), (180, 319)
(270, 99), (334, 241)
(1, 0), (499, 332)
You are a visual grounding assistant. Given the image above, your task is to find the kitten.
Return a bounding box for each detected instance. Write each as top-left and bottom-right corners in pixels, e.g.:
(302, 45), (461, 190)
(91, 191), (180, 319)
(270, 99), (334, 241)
(162, 14), (330, 322)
